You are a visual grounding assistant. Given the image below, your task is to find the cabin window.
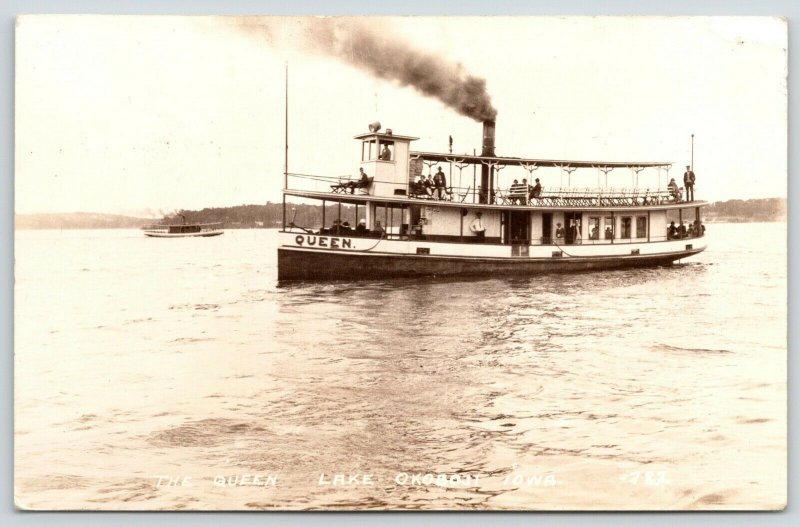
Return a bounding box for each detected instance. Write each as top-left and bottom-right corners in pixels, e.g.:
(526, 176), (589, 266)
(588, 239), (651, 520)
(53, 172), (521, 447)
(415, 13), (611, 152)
(361, 139), (377, 161)
(621, 217), (632, 239)
(377, 140), (395, 162)
(636, 216), (647, 238)
(588, 217), (600, 240)
(604, 216), (614, 239)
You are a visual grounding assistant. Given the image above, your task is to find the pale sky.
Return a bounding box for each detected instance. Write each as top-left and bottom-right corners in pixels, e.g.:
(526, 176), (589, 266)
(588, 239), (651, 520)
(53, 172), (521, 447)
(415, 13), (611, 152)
(15, 16), (787, 215)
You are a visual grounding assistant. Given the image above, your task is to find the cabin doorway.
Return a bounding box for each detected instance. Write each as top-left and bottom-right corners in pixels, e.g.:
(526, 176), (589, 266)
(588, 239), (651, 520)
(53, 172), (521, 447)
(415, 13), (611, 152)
(564, 212), (582, 244)
(542, 213), (552, 244)
(506, 210), (529, 245)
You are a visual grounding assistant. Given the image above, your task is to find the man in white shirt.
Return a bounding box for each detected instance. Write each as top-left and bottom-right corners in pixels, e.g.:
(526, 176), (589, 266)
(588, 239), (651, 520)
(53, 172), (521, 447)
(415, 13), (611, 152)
(470, 212), (486, 242)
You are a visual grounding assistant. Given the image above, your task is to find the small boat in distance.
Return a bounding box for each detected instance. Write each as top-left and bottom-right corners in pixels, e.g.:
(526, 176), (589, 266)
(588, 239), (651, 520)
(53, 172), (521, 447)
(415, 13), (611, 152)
(142, 221), (223, 238)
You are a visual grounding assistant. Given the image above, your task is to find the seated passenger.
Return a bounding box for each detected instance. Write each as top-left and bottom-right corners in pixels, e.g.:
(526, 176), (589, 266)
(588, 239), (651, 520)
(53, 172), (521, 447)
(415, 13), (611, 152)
(340, 221), (352, 234)
(412, 174), (426, 195)
(590, 226), (599, 240)
(687, 223), (695, 238)
(694, 220), (705, 237)
(347, 168), (371, 194)
(667, 178), (680, 201)
(530, 178), (542, 199)
(373, 220), (386, 235)
(678, 222), (687, 239)
(355, 219), (368, 236)
(329, 219), (342, 235)
(425, 175), (434, 194)
(667, 221), (678, 240)
(604, 226), (613, 240)
(509, 179), (524, 205)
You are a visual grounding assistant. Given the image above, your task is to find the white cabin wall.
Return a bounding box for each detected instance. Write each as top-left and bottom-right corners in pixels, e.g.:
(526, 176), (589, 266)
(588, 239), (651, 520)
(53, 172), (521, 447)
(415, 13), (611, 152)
(364, 140), (412, 197)
(420, 206), (462, 236)
(394, 142), (409, 185)
(650, 210), (667, 241)
(580, 214), (588, 240)
(530, 212), (543, 244)
(418, 207), (500, 238)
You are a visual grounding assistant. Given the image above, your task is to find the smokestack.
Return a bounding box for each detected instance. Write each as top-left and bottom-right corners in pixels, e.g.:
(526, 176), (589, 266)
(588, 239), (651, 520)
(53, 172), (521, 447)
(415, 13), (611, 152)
(480, 120), (496, 203)
(481, 120), (496, 157)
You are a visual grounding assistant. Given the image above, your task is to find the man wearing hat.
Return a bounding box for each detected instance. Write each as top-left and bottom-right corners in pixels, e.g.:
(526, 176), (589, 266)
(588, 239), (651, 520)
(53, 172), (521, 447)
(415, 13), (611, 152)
(433, 166), (447, 200)
(683, 165), (696, 202)
(667, 177), (680, 201)
(530, 178), (542, 200)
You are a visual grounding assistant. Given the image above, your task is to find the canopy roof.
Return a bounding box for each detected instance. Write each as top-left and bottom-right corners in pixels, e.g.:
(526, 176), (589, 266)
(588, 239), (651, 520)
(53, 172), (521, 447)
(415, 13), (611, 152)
(410, 151), (673, 170)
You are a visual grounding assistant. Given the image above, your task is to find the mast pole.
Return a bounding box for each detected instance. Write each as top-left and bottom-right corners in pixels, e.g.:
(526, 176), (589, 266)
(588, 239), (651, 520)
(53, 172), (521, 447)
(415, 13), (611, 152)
(284, 62), (289, 189)
(282, 62), (288, 231)
(691, 133), (694, 170)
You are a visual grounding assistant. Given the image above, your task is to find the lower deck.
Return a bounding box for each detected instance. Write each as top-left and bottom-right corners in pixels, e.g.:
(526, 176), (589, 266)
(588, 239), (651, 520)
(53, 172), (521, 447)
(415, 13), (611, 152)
(279, 197), (707, 280)
(277, 235), (705, 280)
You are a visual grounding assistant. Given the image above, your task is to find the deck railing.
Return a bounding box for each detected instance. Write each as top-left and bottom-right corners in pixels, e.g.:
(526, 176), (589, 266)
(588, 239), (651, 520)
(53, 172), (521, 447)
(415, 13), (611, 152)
(286, 173), (693, 207)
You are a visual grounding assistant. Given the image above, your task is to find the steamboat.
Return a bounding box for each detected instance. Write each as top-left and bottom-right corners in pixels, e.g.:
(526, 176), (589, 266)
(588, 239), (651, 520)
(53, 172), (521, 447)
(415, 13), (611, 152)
(142, 221), (224, 238)
(278, 120), (706, 281)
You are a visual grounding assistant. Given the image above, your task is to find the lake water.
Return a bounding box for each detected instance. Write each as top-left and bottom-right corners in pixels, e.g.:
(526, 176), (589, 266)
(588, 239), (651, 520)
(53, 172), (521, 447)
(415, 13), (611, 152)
(13, 223), (786, 510)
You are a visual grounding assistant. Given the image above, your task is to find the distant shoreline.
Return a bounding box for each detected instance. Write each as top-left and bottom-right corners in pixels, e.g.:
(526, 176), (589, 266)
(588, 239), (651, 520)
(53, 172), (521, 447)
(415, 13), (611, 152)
(14, 219), (786, 230)
(16, 198), (786, 230)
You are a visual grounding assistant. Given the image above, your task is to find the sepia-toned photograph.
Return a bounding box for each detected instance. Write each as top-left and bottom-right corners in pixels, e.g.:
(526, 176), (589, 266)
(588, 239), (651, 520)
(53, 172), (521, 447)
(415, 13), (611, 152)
(14, 15), (787, 510)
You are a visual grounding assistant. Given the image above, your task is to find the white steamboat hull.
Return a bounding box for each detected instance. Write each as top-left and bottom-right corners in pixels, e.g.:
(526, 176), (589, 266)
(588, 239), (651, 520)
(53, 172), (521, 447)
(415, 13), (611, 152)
(277, 231), (707, 281)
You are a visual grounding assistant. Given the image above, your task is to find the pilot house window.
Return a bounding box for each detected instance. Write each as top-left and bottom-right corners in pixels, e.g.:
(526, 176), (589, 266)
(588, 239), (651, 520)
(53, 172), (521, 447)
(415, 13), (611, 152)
(378, 141), (394, 161)
(362, 139), (395, 162)
(361, 140), (376, 161)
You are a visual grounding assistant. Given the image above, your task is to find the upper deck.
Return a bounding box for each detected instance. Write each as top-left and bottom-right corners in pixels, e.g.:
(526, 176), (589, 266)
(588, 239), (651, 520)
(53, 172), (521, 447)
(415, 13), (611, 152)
(283, 125), (703, 211)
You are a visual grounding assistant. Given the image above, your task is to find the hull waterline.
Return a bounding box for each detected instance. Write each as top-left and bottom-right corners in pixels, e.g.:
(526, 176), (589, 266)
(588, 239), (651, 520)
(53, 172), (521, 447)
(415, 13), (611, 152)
(277, 246), (705, 281)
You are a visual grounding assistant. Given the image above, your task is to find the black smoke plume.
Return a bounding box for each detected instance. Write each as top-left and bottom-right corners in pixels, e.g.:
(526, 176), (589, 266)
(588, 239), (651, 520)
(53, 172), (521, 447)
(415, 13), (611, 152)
(305, 18), (497, 122)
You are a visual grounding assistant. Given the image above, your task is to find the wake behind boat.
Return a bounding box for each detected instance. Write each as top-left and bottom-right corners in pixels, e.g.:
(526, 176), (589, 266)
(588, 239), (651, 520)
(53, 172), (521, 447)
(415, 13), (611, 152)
(142, 221), (223, 238)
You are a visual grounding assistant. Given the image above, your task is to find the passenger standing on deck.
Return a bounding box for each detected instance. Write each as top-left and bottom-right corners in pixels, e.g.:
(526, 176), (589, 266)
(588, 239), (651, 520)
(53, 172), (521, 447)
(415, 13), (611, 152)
(433, 166), (447, 200)
(555, 222), (565, 240)
(570, 220), (581, 245)
(678, 222), (687, 239)
(683, 165), (696, 202)
(470, 212), (486, 242)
